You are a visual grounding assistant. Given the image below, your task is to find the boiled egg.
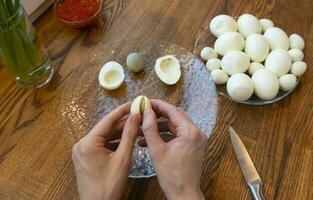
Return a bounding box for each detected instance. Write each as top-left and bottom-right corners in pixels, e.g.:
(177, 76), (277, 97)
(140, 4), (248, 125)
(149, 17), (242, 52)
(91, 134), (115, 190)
(245, 33), (269, 62)
(98, 61), (125, 90)
(265, 49), (292, 77)
(237, 14), (262, 37)
(289, 34), (305, 50)
(290, 61), (307, 76)
(209, 15), (238, 37)
(279, 74), (297, 91)
(155, 55), (181, 85)
(264, 27), (289, 50)
(214, 32), (245, 56)
(259, 18), (274, 32)
(221, 51), (250, 75)
(226, 73), (254, 101)
(211, 69), (229, 85)
(252, 69), (279, 100)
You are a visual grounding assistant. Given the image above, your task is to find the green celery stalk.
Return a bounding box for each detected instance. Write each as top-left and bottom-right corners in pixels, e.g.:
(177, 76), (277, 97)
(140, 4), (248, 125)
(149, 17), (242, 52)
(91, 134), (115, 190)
(0, 2), (9, 20)
(0, 34), (18, 75)
(0, 0), (44, 82)
(5, 0), (15, 14)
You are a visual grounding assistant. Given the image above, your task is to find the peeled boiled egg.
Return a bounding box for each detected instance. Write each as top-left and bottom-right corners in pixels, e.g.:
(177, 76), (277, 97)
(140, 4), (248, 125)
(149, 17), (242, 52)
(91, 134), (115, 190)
(206, 58), (221, 71)
(237, 14), (262, 38)
(289, 34), (305, 50)
(290, 61), (307, 76)
(200, 47), (218, 61)
(264, 27), (289, 50)
(209, 15), (238, 37)
(221, 51), (250, 75)
(214, 32), (245, 56)
(248, 62), (264, 76)
(226, 73), (254, 101)
(211, 69), (229, 85)
(130, 95), (152, 115)
(245, 34), (269, 62)
(126, 52), (145, 72)
(155, 55), (181, 85)
(259, 18), (274, 32)
(279, 74), (297, 92)
(252, 69), (279, 100)
(288, 49), (304, 62)
(98, 61), (125, 90)
(265, 49), (292, 77)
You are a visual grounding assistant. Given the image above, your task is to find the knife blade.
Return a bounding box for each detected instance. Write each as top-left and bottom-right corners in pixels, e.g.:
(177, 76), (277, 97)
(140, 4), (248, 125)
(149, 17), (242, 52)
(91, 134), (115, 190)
(229, 127), (265, 200)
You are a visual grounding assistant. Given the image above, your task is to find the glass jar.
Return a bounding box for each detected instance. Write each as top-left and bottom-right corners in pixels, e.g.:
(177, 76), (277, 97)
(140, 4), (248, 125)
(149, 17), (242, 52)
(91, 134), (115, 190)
(0, 4), (54, 88)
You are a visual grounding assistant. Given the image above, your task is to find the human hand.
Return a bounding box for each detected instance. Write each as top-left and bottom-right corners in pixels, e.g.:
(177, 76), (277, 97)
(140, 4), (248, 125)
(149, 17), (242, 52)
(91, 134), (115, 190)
(142, 99), (207, 200)
(72, 102), (141, 200)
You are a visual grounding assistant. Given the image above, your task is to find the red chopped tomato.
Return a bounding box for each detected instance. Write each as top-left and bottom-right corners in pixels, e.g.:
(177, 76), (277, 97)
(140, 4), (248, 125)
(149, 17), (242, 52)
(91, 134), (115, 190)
(56, 0), (100, 22)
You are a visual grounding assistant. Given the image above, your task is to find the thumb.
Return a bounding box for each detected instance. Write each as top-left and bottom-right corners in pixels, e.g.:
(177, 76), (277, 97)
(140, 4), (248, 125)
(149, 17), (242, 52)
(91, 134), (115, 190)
(142, 109), (165, 153)
(115, 114), (141, 159)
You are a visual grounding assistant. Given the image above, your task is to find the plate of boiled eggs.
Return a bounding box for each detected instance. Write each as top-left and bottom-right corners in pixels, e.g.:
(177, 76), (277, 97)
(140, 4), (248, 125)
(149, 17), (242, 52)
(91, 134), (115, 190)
(194, 14), (307, 105)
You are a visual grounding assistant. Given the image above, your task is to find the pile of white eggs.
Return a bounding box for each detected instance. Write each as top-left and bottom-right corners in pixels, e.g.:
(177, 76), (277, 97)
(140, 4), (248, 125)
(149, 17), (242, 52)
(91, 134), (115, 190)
(201, 14), (307, 102)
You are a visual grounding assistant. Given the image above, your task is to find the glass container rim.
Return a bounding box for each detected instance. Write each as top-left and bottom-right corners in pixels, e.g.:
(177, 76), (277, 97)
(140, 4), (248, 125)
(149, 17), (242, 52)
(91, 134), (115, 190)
(53, 0), (103, 25)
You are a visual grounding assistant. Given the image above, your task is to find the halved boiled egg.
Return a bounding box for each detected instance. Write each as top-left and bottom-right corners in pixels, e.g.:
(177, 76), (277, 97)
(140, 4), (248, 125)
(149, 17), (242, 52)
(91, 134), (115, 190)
(130, 95), (151, 115)
(98, 61), (125, 90)
(155, 55), (181, 85)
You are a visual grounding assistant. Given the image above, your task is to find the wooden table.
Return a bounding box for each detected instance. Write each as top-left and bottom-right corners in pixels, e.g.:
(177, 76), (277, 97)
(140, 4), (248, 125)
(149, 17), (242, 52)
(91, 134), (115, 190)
(1, 0), (313, 199)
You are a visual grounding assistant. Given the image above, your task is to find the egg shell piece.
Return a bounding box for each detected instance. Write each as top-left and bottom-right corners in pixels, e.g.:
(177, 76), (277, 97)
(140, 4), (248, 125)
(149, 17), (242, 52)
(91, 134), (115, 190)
(245, 34), (269, 62)
(265, 49), (292, 77)
(279, 74), (297, 92)
(98, 61), (125, 90)
(200, 47), (218, 61)
(155, 55), (181, 85)
(264, 27), (289, 50)
(211, 69), (229, 85)
(206, 58), (221, 71)
(209, 15), (238, 37)
(226, 73), (254, 101)
(237, 14), (262, 38)
(259, 18), (274, 32)
(289, 34), (305, 50)
(214, 32), (245, 56)
(288, 49), (304, 62)
(248, 62), (264, 76)
(221, 51), (250, 75)
(252, 69), (279, 100)
(290, 61), (307, 76)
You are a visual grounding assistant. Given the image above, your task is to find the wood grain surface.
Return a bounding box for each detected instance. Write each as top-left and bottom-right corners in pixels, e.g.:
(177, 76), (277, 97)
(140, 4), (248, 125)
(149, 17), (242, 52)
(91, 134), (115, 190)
(0, 0), (313, 199)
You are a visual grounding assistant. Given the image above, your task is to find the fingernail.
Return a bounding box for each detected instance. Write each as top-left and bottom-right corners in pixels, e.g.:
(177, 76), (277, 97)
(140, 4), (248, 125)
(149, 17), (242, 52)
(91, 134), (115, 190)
(129, 114), (137, 120)
(131, 113), (142, 123)
(144, 108), (152, 115)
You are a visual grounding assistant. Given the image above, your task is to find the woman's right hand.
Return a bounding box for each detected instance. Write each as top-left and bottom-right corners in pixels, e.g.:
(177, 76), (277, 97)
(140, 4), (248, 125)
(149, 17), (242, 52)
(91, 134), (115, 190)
(142, 99), (207, 200)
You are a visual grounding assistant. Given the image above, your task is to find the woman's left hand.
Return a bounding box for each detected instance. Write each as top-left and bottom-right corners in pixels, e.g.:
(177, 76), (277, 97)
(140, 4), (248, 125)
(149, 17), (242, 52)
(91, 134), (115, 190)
(72, 102), (141, 200)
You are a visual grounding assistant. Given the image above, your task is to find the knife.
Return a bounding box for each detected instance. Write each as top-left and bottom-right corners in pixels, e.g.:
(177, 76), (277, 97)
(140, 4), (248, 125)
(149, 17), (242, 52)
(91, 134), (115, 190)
(229, 127), (265, 200)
